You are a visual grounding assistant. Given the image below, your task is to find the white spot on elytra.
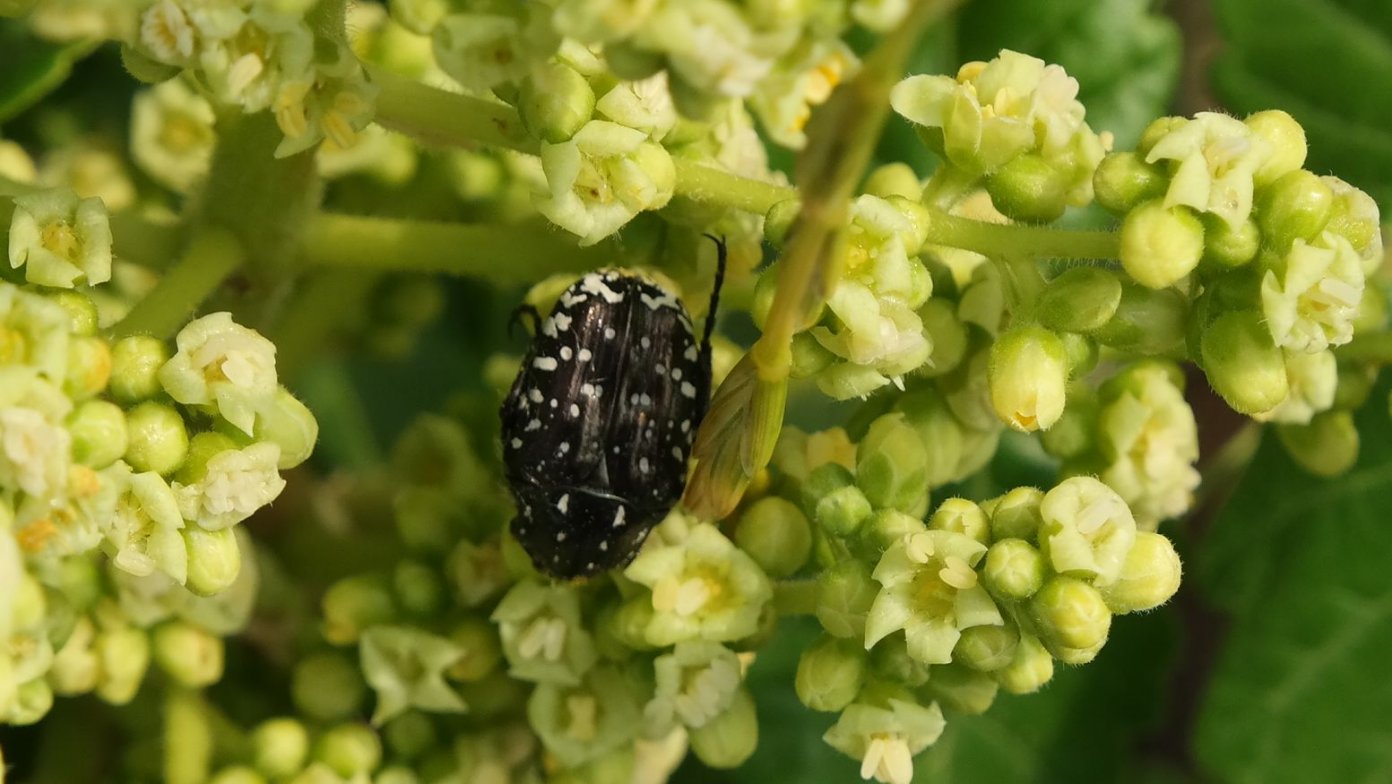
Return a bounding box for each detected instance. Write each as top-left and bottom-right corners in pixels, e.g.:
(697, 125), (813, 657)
(510, 437), (522, 448)
(569, 403), (580, 417)
(557, 494), (570, 513)
(680, 381), (697, 398)
(612, 506), (626, 528)
(526, 418), (542, 431)
(672, 368), (683, 380)
(639, 394), (652, 406)
(640, 457), (650, 473)
(558, 442), (570, 454)
(600, 541), (609, 551)
(604, 327), (617, 340)
(533, 356), (558, 370)
(581, 383), (595, 396)
(578, 348), (593, 361)
(684, 345), (698, 361)
(672, 447), (683, 460)
(541, 318), (557, 337)
(556, 531), (567, 542)
(640, 336), (652, 349)
(656, 364), (665, 374)
(581, 273), (625, 303)
(529, 389), (544, 403)
(553, 312), (573, 332)
(559, 346), (573, 360)
(681, 420), (691, 433)
(640, 290), (679, 311)
(549, 399), (558, 408)
(630, 393), (641, 405)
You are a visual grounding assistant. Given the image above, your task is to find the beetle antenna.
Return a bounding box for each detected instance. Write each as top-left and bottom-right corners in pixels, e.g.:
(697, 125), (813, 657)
(699, 233), (727, 363)
(509, 303), (542, 339)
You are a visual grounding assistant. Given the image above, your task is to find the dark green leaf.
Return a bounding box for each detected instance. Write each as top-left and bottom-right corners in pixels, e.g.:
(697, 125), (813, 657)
(1194, 389), (1392, 781)
(1211, 0), (1392, 207)
(0, 23), (94, 125)
(955, 0), (1181, 149)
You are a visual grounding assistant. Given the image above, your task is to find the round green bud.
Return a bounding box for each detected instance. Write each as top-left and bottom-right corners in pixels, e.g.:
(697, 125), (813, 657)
(863, 162), (922, 201)
(1030, 576), (1112, 651)
(152, 620), (224, 688)
(65, 335), (112, 400)
(1201, 215), (1261, 269)
(689, 688), (758, 769)
(1051, 639), (1106, 665)
(184, 526), (241, 596)
(109, 336), (170, 403)
(1101, 532), (1182, 613)
(1093, 152), (1167, 214)
(446, 616), (502, 682)
(995, 634), (1054, 695)
(954, 623), (1020, 672)
(119, 41), (181, 83)
(1120, 200), (1205, 289)
(1038, 267), (1123, 334)
(928, 497), (989, 544)
(1038, 397), (1094, 462)
(1277, 410), (1359, 477)
(986, 154), (1069, 223)
(989, 326), (1068, 432)
(68, 399), (128, 468)
(292, 651), (366, 722)
(751, 265), (779, 329)
(923, 661), (999, 716)
(858, 508), (929, 556)
(123, 401), (189, 475)
(383, 711), (437, 761)
(789, 332), (837, 379)
(764, 199), (801, 249)
(894, 388), (964, 487)
(802, 463), (871, 537)
(94, 626), (150, 705)
(393, 560), (443, 618)
(735, 496), (813, 578)
(208, 766), (267, 784)
(1324, 178), (1382, 263)
(1201, 310), (1289, 415)
(45, 290), (98, 335)
(177, 431), (240, 485)
(857, 413), (930, 512)
(519, 62), (594, 144)
(1093, 283), (1188, 355)
(253, 388), (318, 469)
(795, 635), (866, 712)
(815, 559), (879, 639)
(982, 538), (1046, 601)
(322, 574), (398, 645)
(251, 718), (310, 779)
(1335, 362), (1377, 411)
(1060, 332), (1099, 378)
(916, 298), (968, 378)
(1136, 115), (1187, 155)
(315, 723), (383, 778)
(989, 487), (1044, 542)
(9, 678), (53, 725)
(1245, 110), (1307, 186)
(1256, 169), (1334, 251)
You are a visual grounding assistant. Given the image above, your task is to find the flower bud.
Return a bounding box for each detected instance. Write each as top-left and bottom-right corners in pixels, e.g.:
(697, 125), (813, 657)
(802, 463), (872, 537)
(796, 635), (866, 712)
(44, 290), (98, 335)
(9, 679), (53, 725)
(790, 333), (837, 379)
(894, 388), (963, 487)
(1256, 169), (1334, 251)
(184, 526), (241, 596)
(1038, 267), (1123, 333)
(1120, 200), (1204, 289)
(253, 389), (318, 469)
(394, 560), (444, 618)
(989, 326), (1068, 432)
(109, 335), (170, 403)
(981, 537), (1046, 604)
(815, 560), (878, 639)
(764, 199), (800, 249)
(1093, 283), (1188, 355)
(857, 413), (929, 513)
(251, 718), (310, 779)
(94, 625), (150, 705)
(323, 574), (398, 645)
(1322, 176), (1383, 271)
(1201, 310), (1289, 415)
(152, 620), (224, 688)
(986, 154), (1069, 223)
(858, 509), (930, 558)
(64, 335), (111, 399)
(989, 487), (1043, 542)
(916, 298), (968, 378)
(124, 402), (189, 476)
(1030, 576), (1112, 651)
(954, 623), (1020, 672)
(994, 632), (1052, 695)
(1093, 152), (1167, 214)
(1336, 362), (1377, 411)
(68, 399), (128, 468)
(735, 496), (812, 578)
(1101, 532), (1182, 613)
(923, 661), (999, 715)
(688, 689), (758, 769)
(928, 497), (989, 545)
(1137, 116), (1187, 156)
(383, 712), (437, 761)
(1244, 110), (1307, 186)
(519, 62), (595, 144)
(292, 651), (367, 722)
(863, 162), (922, 201)
(1197, 215), (1261, 270)
(1276, 410), (1359, 477)
(445, 616), (502, 682)
(315, 723), (383, 778)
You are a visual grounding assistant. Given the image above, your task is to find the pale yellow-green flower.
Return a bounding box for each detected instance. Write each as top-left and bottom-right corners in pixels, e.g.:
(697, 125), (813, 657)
(173, 442), (286, 531)
(1261, 232), (1365, 353)
(8, 187), (112, 289)
(1145, 112), (1270, 230)
(159, 312), (279, 435)
(534, 120), (675, 246)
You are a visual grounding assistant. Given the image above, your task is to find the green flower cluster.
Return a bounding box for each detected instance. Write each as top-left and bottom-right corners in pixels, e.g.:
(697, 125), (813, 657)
(0, 186), (315, 727)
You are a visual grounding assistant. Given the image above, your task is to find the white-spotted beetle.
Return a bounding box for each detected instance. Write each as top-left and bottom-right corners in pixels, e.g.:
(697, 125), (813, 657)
(501, 239), (726, 579)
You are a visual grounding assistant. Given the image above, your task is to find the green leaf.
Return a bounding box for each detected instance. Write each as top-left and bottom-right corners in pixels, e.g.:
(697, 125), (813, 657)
(0, 24), (94, 125)
(1194, 389), (1392, 782)
(1211, 0), (1392, 207)
(954, 0), (1181, 149)
(917, 609), (1177, 783)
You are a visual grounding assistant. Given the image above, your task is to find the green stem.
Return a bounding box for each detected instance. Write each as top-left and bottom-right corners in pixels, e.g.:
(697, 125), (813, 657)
(300, 213), (615, 281)
(921, 166), (981, 211)
(1336, 331), (1392, 364)
(927, 208), (1119, 260)
(368, 66), (536, 154)
(672, 158), (795, 215)
(773, 579), (819, 616)
(110, 210), (181, 269)
(108, 227), (243, 340)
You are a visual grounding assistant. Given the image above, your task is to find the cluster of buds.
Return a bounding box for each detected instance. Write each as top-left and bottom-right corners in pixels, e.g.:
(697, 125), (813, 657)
(0, 186), (314, 726)
(126, 0), (376, 157)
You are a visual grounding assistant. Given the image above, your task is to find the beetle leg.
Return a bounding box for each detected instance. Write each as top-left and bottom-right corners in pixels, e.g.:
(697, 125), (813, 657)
(509, 303), (543, 339)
